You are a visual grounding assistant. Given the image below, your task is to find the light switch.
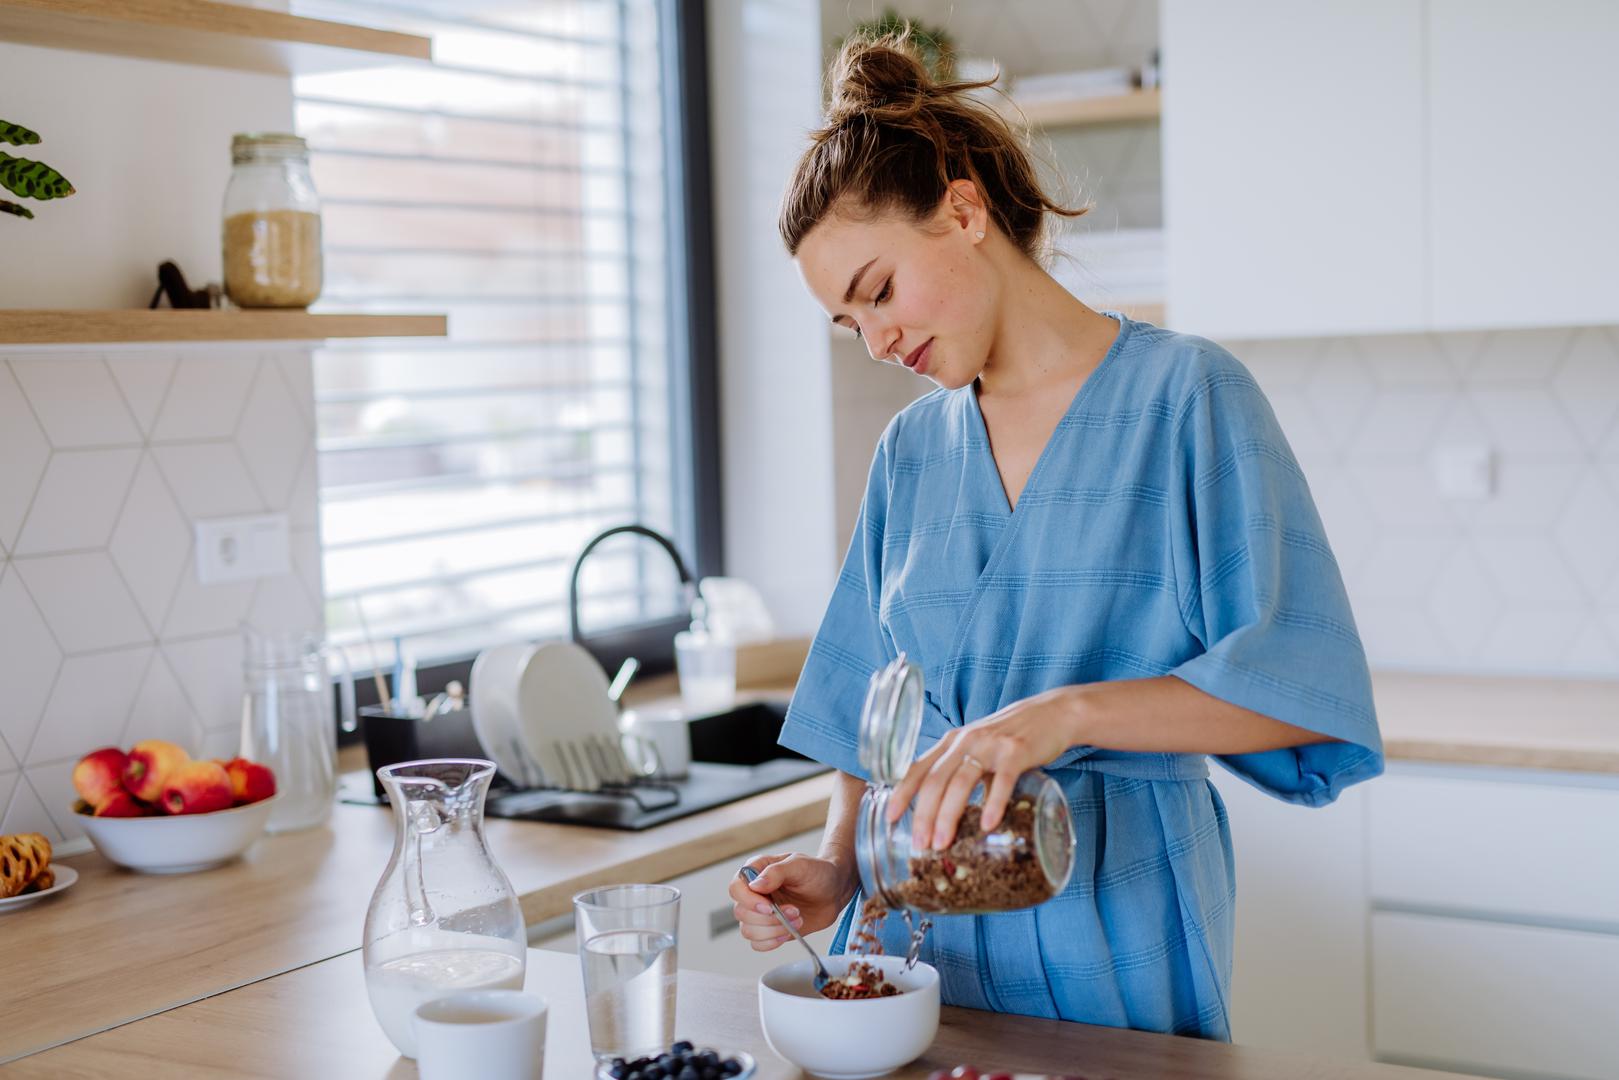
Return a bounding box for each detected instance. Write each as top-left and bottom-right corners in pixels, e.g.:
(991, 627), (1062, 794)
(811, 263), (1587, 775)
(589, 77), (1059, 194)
(1432, 444), (1494, 501)
(195, 513), (291, 585)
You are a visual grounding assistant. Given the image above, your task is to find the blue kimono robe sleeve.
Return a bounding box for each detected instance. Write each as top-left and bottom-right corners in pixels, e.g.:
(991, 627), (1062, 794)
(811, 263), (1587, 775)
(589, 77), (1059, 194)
(1167, 353), (1383, 805)
(776, 434), (894, 779)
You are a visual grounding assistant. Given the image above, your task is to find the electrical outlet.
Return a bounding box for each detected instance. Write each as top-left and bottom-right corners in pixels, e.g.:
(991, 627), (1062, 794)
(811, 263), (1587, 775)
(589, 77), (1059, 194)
(195, 513), (291, 585)
(1432, 444), (1495, 501)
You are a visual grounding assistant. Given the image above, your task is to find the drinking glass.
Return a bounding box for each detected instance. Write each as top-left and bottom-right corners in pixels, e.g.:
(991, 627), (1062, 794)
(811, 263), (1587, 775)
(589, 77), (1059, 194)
(574, 884), (680, 1062)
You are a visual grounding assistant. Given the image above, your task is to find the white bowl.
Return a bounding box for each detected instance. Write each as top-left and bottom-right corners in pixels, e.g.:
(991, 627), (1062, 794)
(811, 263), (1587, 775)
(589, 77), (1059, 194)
(75, 795), (279, 874)
(758, 954), (940, 1080)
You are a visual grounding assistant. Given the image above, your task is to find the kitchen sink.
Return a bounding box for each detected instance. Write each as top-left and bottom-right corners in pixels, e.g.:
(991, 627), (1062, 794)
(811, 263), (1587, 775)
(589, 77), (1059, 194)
(687, 700), (809, 767)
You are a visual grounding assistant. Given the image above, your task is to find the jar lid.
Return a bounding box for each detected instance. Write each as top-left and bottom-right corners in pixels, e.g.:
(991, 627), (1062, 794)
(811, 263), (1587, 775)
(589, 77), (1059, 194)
(857, 654), (924, 787)
(231, 132), (309, 162)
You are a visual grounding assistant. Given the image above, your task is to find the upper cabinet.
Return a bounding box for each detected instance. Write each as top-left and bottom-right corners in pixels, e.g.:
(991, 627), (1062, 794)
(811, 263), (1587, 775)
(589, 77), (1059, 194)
(1427, 0), (1619, 331)
(1164, 0), (1619, 339)
(1162, 0), (1427, 339)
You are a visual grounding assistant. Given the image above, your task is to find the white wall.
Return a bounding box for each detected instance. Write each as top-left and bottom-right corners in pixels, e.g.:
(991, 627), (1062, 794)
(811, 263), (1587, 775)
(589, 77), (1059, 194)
(707, 0), (841, 635)
(0, 43), (293, 308)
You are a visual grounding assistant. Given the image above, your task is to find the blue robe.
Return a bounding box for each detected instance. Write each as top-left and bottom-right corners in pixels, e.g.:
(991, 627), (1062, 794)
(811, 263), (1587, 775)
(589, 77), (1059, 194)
(778, 313), (1382, 1040)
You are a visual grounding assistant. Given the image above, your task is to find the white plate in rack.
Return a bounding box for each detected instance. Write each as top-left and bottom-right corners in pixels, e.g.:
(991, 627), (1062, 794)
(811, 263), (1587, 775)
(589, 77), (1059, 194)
(0, 863), (78, 914)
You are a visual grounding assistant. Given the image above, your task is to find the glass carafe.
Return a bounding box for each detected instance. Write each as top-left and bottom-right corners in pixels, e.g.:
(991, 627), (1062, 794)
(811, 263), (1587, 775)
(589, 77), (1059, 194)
(854, 656), (1076, 919)
(364, 759), (527, 1059)
(240, 628), (356, 833)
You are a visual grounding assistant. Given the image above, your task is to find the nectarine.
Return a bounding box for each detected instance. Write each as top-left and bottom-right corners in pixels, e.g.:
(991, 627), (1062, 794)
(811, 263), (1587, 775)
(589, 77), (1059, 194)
(224, 758), (276, 805)
(94, 791), (152, 817)
(73, 747), (129, 806)
(123, 739), (190, 803)
(161, 760), (233, 815)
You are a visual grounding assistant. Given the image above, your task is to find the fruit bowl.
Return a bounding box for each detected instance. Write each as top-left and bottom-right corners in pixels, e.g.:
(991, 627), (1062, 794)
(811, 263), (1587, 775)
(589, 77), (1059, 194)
(75, 794), (280, 874)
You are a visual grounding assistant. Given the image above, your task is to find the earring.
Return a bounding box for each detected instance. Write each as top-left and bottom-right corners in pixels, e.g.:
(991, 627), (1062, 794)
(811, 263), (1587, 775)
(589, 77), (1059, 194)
(975, 231), (985, 239)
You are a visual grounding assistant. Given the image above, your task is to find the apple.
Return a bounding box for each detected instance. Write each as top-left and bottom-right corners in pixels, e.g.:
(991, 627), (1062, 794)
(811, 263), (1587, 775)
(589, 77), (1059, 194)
(72, 747), (129, 806)
(160, 760), (234, 815)
(94, 791), (152, 817)
(123, 739), (190, 803)
(224, 758), (276, 805)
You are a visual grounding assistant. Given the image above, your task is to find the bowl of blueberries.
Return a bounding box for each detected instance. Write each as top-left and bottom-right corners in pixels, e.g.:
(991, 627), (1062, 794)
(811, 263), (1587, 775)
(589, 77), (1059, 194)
(596, 1041), (755, 1080)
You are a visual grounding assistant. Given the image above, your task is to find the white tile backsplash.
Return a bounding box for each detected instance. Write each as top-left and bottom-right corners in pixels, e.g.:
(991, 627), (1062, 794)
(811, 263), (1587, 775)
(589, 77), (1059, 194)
(1238, 327), (1619, 677)
(0, 346), (322, 833)
(8, 355), (143, 448)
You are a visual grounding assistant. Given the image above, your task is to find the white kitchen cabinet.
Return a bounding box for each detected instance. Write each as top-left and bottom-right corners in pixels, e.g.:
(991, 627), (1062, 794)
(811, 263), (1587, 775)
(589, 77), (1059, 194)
(1427, 1), (1619, 331)
(530, 827), (840, 982)
(1372, 911), (1619, 1080)
(1162, 0), (1428, 339)
(1368, 767), (1619, 927)
(1206, 767), (1370, 1058)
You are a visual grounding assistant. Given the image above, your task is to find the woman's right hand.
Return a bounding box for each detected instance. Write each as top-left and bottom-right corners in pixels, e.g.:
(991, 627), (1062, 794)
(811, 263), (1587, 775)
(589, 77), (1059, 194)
(729, 851), (855, 951)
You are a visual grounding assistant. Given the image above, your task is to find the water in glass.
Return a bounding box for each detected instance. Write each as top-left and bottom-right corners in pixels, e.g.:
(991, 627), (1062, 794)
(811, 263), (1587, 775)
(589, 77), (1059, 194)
(575, 884), (679, 1061)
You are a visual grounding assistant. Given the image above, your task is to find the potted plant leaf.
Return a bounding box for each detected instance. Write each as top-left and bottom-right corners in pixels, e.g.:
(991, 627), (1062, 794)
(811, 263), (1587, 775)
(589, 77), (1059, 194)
(840, 8), (957, 82)
(1, 118), (75, 220)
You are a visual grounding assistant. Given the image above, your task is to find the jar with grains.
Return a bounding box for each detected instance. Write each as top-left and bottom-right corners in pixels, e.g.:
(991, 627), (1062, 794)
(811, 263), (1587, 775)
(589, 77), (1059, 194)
(222, 133), (323, 308)
(854, 656), (1076, 917)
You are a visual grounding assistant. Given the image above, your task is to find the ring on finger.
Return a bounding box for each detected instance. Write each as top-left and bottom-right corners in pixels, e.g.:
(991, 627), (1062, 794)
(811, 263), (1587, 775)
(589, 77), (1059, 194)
(962, 752), (988, 772)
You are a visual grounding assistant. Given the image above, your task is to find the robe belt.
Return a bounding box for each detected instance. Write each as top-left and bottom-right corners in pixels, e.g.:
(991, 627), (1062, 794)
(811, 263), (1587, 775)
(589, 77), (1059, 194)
(1048, 749), (1210, 782)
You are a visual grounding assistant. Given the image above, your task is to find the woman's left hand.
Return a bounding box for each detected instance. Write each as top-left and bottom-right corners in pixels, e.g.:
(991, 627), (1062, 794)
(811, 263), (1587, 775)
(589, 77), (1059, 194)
(887, 686), (1080, 850)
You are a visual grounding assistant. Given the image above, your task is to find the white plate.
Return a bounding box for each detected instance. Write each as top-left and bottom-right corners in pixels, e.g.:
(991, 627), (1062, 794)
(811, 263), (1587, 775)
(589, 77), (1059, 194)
(516, 641), (618, 791)
(0, 863), (79, 913)
(469, 642), (538, 786)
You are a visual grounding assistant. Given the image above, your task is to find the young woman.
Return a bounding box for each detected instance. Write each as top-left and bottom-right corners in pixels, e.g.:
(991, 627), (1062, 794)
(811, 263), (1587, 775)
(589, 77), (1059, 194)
(728, 35), (1382, 1040)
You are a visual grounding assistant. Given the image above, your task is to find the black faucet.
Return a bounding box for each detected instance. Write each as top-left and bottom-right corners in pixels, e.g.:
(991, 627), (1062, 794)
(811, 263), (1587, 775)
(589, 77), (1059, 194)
(567, 524), (696, 645)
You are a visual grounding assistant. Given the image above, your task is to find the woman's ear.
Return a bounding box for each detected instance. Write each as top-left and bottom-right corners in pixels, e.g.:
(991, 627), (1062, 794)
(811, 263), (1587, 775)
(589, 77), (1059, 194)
(942, 178), (988, 241)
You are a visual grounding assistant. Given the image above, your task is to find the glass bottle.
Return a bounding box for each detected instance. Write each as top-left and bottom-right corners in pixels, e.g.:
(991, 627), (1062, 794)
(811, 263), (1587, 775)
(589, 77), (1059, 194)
(363, 759), (527, 1060)
(239, 628), (356, 833)
(222, 132), (323, 308)
(854, 656), (1076, 918)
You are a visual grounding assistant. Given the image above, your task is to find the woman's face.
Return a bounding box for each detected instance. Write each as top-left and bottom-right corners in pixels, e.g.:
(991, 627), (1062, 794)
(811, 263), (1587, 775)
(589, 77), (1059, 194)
(795, 194), (997, 391)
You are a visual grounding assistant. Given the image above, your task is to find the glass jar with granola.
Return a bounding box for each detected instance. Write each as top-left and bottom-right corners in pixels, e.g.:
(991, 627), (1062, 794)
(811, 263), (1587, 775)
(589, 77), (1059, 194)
(853, 656), (1076, 917)
(221, 133), (323, 308)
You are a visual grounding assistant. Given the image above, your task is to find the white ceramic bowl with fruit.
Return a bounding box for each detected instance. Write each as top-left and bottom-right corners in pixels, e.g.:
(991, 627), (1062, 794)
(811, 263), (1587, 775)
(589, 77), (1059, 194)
(70, 741), (280, 874)
(758, 954), (940, 1080)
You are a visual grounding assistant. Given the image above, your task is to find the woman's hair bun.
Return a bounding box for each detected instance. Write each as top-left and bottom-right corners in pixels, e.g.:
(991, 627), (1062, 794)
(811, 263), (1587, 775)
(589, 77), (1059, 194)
(827, 35), (934, 120)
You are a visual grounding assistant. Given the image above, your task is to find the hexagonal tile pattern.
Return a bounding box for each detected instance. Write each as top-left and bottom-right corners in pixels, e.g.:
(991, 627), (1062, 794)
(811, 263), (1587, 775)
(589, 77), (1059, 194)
(1427, 546), (1502, 658)
(0, 566), (62, 767)
(12, 552), (153, 653)
(1, 774), (64, 845)
(1304, 340), (1375, 451)
(0, 362), (50, 552)
(236, 360), (311, 507)
(12, 448), (141, 556)
(1550, 327), (1619, 453)
(1463, 327), (1572, 383)
(1348, 388), (1452, 461)
(107, 352), (177, 435)
(109, 455), (191, 631)
(1553, 469), (1619, 594)
(163, 550), (257, 638)
(123, 651), (204, 752)
(164, 632), (246, 731)
(27, 647), (151, 765)
(1469, 386), (1583, 458)
(1356, 334), (1456, 388)
(153, 442), (266, 519)
(8, 355), (142, 448)
(152, 352), (260, 441)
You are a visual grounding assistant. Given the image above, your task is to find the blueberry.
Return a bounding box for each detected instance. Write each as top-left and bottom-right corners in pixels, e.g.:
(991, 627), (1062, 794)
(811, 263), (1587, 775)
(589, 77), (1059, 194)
(700, 1069), (719, 1080)
(697, 1051), (719, 1067)
(678, 1069), (700, 1080)
(672, 1040), (694, 1055)
(608, 1068), (627, 1080)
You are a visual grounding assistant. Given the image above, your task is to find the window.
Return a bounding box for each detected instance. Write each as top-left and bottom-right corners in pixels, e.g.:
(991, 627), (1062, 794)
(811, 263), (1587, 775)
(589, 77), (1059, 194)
(291, 0), (715, 667)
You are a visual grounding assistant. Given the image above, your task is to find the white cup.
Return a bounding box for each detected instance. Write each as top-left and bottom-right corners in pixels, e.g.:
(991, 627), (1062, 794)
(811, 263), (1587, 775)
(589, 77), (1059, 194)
(619, 706), (692, 779)
(673, 629), (736, 715)
(413, 989), (547, 1080)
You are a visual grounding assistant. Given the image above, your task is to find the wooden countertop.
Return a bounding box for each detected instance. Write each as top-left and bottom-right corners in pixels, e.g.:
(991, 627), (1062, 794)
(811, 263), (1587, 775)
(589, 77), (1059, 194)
(6, 948), (1487, 1080)
(1374, 671), (1619, 774)
(0, 773), (833, 1064)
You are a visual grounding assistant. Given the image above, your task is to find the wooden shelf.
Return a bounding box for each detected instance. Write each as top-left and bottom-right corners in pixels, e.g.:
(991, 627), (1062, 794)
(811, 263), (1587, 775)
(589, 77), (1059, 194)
(0, 310), (447, 345)
(0, 0), (432, 75)
(1003, 87), (1161, 130)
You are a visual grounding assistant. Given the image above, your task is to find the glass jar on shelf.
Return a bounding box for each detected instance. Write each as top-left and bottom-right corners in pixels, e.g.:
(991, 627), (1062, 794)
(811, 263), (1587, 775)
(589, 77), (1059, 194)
(854, 656), (1076, 918)
(221, 132), (323, 308)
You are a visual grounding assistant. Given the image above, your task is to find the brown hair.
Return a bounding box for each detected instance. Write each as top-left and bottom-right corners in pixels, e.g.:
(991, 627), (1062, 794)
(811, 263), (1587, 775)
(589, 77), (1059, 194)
(779, 29), (1087, 259)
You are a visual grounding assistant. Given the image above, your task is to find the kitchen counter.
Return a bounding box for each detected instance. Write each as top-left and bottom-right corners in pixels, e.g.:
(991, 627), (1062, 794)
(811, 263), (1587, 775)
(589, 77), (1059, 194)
(1374, 671), (1619, 774)
(0, 772), (833, 1064)
(6, 948), (1490, 1080)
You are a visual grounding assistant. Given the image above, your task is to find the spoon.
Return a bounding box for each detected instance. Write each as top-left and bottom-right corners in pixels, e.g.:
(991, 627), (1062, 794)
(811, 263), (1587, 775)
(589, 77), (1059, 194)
(738, 865), (831, 992)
